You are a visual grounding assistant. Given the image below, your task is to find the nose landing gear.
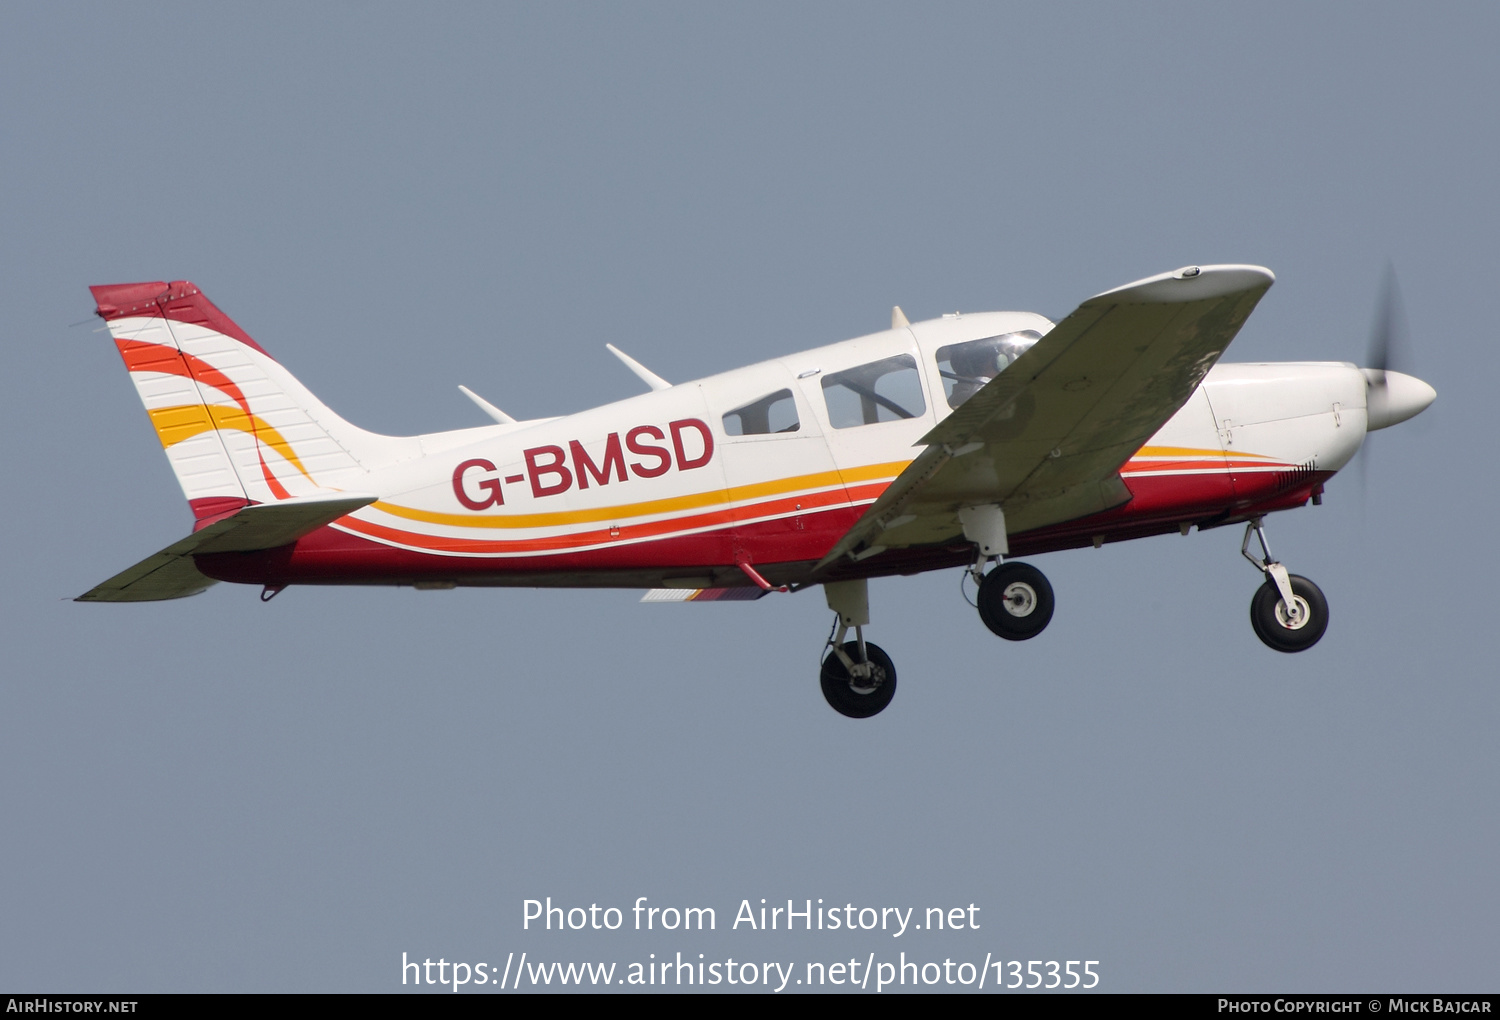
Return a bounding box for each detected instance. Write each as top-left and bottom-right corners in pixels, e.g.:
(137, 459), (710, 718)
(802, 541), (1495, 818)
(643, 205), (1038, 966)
(820, 637), (897, 718)
(1242, 517), (1328, 652)
(819, 578), (897, 718)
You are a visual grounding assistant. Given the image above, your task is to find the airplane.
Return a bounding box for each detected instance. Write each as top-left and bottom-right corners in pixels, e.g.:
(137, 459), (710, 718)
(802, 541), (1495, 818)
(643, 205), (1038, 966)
(77, 265), (1436, 717)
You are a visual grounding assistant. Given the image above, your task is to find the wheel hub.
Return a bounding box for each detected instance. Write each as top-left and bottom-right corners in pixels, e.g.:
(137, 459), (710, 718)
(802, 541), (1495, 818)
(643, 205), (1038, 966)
(1274, 595), (1310, 630)
(1002, 582), (1037, 617)
(848, 664), (885, 696)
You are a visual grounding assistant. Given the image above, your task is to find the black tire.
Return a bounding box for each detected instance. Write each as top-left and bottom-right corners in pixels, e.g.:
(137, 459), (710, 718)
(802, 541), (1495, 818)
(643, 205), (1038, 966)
(977, 561), (1055, 641)
(1250, 573), (1329, 652)
(820, 641), (897, 718)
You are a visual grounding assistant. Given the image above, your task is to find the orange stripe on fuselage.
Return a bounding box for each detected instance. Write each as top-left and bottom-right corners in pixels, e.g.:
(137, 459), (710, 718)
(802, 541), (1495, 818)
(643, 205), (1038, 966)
(1123, 445), (1292, 475)
(340, 480), (893, 556)
(369, 460), (912, 531)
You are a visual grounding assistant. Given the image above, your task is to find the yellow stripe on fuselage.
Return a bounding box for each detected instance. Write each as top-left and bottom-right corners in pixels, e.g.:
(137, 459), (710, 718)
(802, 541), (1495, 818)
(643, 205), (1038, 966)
(371, 460), (914, 530)
(1132, 445), (1275, 460)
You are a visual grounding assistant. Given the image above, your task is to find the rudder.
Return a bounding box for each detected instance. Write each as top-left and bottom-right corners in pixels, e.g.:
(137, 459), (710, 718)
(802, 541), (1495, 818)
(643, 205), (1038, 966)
(92, 281), (410, 521)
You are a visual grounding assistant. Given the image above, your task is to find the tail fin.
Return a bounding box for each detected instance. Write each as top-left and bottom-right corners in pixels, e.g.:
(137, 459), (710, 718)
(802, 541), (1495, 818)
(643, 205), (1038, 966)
(92, 281), (412, 521)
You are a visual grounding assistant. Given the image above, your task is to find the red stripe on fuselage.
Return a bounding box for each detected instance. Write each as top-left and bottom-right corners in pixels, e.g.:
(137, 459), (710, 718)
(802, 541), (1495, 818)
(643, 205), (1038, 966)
(195, 503), (869, 586)
(339, 481), (888, 557)
(193, 467), (1333, 589)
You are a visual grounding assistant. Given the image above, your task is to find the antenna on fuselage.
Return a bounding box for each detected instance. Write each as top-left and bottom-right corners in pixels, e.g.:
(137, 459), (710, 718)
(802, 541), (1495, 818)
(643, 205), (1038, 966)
(605, 343), (672, 391)
(892, 306), (910, 329)
(457, 385), (517, 424)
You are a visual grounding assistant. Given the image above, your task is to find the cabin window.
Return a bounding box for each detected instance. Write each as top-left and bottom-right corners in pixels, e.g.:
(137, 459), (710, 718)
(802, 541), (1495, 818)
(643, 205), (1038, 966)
(723, 388), (800, 436)
(821, 354), (926, 428)
(935, 330), (1042, 409)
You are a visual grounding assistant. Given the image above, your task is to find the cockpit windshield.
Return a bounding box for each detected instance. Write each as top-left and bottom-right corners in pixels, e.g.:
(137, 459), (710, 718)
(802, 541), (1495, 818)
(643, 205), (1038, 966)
(934, 330), (1042, 409)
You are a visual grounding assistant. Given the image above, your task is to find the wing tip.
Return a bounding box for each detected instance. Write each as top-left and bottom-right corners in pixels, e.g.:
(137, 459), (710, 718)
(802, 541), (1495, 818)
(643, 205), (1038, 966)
(1087, 264), (1275, 305)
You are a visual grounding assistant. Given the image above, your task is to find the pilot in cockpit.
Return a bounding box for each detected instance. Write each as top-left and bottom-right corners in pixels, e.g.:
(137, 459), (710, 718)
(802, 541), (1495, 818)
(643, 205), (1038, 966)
(940, 330), (1041, 408)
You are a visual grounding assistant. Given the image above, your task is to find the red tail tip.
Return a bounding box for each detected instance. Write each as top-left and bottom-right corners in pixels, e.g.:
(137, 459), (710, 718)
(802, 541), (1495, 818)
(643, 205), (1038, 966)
(87, 281), (272, 359)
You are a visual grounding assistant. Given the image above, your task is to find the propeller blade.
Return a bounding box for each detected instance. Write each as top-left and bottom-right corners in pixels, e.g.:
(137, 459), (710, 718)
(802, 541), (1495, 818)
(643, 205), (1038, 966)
(1358, 265), (1400, 505)
(1354, 264), (1434, 510)
(1366, 263), (1405, 378)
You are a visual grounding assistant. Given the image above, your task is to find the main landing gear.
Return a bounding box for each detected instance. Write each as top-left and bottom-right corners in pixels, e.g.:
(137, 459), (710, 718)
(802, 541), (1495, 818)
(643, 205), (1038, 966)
(958, 503), (1056, 642)
(975, 561), (1055, 641)
(1241, 517), (1328, 652)
(819, 579), (896, 718)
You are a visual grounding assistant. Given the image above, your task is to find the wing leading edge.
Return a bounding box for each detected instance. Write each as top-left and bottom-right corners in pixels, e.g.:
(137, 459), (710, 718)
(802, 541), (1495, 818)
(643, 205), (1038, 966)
(817, 264), (1275, 568)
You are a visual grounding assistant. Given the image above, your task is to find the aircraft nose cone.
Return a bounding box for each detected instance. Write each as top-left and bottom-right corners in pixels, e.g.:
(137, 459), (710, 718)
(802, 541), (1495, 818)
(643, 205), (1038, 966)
(1362, 368), (1436, 430)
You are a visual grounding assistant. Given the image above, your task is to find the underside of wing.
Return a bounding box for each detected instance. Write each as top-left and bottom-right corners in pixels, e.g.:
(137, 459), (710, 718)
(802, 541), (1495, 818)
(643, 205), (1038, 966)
(818, 265), (1274, 567)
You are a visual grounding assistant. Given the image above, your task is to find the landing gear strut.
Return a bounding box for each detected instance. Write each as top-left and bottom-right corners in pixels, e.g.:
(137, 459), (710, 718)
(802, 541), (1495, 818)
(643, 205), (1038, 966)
(1241, 517), (1328, 652)
(820, 579), (896, 718)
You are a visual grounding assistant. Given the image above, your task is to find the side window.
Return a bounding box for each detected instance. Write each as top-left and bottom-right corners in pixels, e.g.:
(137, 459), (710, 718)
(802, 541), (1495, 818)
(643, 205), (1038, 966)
(723, 389), (800, 436)
(821, 354), (927, 429)
(935, 330), (1042, 409)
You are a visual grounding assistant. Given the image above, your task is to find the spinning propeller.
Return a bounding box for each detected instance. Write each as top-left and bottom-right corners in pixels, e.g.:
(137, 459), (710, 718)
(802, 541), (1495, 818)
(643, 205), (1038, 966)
(1361, 266), (1436, 432)
(1354, 266), (1437, 496)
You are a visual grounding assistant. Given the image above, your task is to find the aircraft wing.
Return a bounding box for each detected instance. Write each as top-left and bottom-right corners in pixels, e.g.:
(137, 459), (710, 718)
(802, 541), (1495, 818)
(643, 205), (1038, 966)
(76, 493), (376, 602)
(816, 265), (1275, 567)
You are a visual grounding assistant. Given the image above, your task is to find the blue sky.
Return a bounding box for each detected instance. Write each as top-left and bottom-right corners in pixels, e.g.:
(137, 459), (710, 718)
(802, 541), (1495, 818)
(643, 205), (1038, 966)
(1, 3), (1495, 992)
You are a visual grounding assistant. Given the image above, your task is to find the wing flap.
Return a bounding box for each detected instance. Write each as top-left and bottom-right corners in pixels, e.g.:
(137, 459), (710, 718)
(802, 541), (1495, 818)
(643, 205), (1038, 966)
(76, 493), (376, 602)
(641, 587), (769, 603)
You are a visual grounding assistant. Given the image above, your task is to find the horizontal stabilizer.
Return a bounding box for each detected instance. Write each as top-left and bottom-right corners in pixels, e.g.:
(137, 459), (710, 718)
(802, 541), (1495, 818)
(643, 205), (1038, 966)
(75, 552), (218, 604)
(641, 587), (768, 603)
(76, 493), (376, 602)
